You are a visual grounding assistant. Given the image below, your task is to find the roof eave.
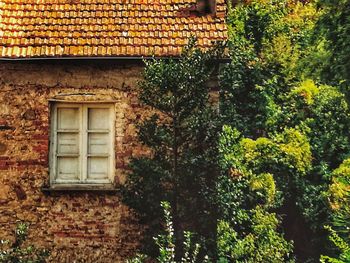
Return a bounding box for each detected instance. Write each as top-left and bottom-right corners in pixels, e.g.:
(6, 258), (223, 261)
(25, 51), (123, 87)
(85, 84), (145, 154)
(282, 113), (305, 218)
(0, 56), (231, 62)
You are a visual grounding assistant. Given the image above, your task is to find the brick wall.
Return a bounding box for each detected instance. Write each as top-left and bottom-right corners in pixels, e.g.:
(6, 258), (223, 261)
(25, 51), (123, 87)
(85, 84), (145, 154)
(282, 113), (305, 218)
(0, 60), (150, 262)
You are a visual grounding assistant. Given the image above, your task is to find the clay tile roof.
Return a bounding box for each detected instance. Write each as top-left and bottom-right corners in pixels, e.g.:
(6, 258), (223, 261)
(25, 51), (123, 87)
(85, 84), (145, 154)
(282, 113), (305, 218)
(0, 0), (228, 59)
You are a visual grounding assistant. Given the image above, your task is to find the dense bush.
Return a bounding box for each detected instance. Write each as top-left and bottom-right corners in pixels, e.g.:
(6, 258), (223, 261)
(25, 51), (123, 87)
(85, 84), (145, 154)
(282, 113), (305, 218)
(217, 208), (294, 263)
(221, 0), (318, 137)
(320, 159), (350, 262)
(283, 82), (350, 233)
(216, 126), (305, 262)
(309, 0), (350, 260)
(220, 1), (350, 261)
(312, 0), (350, 93)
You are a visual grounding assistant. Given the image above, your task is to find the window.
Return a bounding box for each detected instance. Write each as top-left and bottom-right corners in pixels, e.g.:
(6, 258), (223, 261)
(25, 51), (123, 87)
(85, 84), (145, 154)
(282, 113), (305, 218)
(50, 103), (115, 187)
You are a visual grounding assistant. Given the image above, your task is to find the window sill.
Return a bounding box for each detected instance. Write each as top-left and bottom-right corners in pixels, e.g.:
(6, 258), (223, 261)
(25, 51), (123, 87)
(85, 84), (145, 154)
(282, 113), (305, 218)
(42, 184), (118, 194)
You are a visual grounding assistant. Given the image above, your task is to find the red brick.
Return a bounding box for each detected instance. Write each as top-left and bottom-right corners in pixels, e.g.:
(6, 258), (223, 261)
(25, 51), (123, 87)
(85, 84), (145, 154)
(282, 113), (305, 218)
(33, 145), (49, 152)
(32, 134), (49, 140)
(0, 120), (7, 126)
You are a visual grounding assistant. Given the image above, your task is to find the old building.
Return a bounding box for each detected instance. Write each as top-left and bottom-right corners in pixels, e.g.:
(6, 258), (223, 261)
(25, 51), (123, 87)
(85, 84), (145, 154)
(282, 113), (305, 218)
(0, 0), (227, 261)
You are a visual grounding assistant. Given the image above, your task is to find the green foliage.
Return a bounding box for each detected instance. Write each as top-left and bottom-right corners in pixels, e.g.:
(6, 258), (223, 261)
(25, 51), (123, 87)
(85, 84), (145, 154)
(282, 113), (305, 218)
(282, 81), (350, 233)
(216, 125), (297, 262)
(217, 207), (294, 263)
(320, 226), (350, 263)
(0, 223), (49, 263)
(308, 85), (350, 167)
(221, 0), (346, 261)
(155, 202), (176, 263)
(313, 0), (350, 92)
(124, 0), (350, 261)
(290, 79), (319, 105)
(285, 82), (350, 168)
(320, 159), (350, 261)
(305, 0), (350, 258)
(218, 124), (312, 204)
(310, 87), (350, 169)
(127, 254), (147, 263)
(127, 202), (206, 263)
(221, 0), (318, 137)
(120, 39), (220, 257)
(328, 159), (350, 212)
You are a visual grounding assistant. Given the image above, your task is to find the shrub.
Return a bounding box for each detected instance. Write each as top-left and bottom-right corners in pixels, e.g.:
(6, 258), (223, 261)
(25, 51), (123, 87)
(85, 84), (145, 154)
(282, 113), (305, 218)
(217, 207), (294, 263)
(216, 125), (297, 262)
(313, 0), (350, 93)
(0, 223), (49, 263)
(320, 226), (350, 263)
(127, 202), (206, 263)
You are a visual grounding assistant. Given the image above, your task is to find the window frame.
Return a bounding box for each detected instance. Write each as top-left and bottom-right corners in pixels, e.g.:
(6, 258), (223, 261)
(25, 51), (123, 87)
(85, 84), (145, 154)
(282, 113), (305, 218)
(49, 102), (116, 188)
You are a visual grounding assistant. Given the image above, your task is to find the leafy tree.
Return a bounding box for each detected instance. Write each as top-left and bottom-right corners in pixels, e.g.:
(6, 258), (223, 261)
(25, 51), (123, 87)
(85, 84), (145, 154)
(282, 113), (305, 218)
(120, 39), (221, 259)
(320, 159), (350, 262)
(304, 0), (350, 260)
(219, 0), (345, 261)
(282, 82), (350, 233)
(221, 0), (318, 137)
(312, 0), (350, 93)
(216, 125), (311, 262)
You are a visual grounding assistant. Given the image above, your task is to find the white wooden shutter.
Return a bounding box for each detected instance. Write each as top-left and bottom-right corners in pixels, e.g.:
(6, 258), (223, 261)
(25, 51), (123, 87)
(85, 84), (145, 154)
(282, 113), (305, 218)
(55, 107), (81, 182)
(50, 103), (115, 186)
(86, 107), (111, 182)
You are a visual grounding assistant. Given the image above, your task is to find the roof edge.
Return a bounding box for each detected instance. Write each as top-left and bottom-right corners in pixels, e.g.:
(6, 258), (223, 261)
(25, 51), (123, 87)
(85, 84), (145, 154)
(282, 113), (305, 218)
(0, 56), (231, 62)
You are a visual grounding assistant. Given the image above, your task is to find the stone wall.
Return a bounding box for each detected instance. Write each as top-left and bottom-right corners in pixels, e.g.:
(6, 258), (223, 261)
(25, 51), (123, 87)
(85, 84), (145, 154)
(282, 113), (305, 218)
(0, 60), (150, 262)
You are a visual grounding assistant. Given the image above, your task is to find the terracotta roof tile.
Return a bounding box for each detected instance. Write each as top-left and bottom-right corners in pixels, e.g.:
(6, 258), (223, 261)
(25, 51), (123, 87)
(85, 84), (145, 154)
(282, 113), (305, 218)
(0, 0), (227, 58)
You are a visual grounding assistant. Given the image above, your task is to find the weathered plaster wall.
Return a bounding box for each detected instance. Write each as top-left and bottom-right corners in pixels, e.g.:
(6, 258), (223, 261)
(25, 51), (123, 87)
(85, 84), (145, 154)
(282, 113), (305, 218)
(0, 60), (149, 262)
